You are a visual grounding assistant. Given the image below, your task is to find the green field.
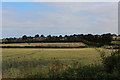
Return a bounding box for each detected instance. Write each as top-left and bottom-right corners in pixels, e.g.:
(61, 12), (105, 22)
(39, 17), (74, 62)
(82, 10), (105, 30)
(111, 41), (120, 45)
(2, 48), (111, 78)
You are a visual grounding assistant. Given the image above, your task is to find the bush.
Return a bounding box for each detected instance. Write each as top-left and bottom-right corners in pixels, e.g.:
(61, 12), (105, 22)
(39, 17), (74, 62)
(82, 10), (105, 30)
(102, 50), (120, 74)
(49, 50), (120, 79)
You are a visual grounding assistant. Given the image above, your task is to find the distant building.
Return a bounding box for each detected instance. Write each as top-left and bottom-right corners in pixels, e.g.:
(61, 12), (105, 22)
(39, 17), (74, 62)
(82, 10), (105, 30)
(113, 36), (120, 40)
(33, 37), (46, 41)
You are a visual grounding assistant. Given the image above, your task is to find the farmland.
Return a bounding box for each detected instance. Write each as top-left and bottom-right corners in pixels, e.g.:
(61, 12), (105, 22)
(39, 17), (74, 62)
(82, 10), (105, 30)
(2, 47), (112, 78)
(2, 42), (117, 78)
(111, 41), (120, 45)
(1, 42), (86, 48)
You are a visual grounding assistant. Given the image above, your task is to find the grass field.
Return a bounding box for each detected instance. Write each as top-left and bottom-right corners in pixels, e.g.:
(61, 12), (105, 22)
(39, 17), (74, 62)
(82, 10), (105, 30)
(1, 42), (86, 48)
(2, 48), (111, 78)
(111, 41), (120, 45)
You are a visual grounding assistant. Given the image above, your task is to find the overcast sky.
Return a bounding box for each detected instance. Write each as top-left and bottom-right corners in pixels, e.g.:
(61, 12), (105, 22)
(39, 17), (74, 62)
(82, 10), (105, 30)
(2, 2), (118, 38)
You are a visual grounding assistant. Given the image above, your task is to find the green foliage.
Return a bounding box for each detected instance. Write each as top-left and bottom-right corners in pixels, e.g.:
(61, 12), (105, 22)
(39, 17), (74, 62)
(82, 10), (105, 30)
(111, 41), (120, 45)
(3, 33), (113, 46)
(102, 50), (120, 73)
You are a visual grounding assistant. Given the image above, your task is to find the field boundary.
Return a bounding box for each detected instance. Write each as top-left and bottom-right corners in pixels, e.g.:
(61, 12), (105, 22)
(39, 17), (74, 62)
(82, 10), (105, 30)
(1, 46), (87, 48)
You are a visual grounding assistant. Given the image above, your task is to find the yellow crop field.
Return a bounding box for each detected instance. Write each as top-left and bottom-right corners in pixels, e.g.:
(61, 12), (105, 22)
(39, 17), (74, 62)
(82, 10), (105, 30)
(1, 42), (86, 47)
(2, 48), (111, 78)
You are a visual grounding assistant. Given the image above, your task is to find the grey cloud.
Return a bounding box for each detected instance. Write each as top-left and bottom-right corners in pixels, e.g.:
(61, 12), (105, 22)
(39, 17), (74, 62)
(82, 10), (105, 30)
(2, 2), (118, 35)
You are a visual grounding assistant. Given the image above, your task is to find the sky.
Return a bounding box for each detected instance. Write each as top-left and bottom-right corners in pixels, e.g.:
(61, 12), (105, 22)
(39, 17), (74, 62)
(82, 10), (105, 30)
(2, 2), (118, 38)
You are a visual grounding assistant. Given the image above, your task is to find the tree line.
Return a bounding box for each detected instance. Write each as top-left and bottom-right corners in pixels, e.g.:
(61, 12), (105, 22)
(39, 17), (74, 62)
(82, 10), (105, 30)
(2, 33), (113, 46)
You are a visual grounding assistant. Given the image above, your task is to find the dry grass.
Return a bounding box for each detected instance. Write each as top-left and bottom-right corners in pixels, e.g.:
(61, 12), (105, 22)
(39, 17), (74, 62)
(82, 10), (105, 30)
(1, 42), (86, 47)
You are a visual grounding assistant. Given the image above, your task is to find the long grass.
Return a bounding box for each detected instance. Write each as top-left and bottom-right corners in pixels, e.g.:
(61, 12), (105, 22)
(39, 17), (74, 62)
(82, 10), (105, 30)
(2, 48), (104, 78)
(2, 48), (114, 78)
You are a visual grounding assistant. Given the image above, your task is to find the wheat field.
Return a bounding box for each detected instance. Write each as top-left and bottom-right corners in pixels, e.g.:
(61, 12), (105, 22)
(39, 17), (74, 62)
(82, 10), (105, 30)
(2, 48), (111, 78)
(1, 42), (86, 47)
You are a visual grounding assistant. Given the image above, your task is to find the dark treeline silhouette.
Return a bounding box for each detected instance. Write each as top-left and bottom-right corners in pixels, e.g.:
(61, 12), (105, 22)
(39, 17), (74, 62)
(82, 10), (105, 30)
(2, 33), (115, 47)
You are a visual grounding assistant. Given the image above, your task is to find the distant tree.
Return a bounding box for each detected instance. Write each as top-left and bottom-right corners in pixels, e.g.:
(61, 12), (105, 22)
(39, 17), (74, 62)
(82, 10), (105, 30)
(41, 35), (44, 37)
(59, 35), (62, 38)
(101, 33), (112, 44)
(112, 34), (117, 36)
(64, 35), (68, 37)
(35, 34), (39, 38)
(47, 35), (51, 38)
(22, 35), (27, 40)
(73, 34), (77, 37)
(6, 38), (9, 41)
(13, 37), (16, 40)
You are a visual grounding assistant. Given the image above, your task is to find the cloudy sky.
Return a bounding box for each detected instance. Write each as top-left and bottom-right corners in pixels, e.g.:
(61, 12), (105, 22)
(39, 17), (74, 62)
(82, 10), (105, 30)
(2, 2), (118, 38)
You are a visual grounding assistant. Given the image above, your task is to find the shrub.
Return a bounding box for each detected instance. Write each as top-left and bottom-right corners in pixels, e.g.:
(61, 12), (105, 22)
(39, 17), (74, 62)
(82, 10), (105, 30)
(102, 50), (120, 73)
